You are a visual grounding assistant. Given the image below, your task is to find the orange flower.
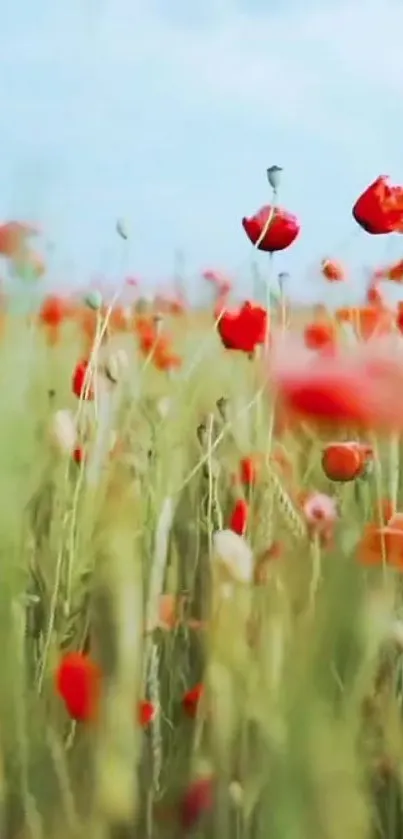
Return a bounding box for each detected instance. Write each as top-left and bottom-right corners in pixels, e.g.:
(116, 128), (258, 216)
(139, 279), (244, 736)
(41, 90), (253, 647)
(145, 594), (205, 633)
(78, 306), (97, 348)
(322, 441), (373, 482)
(109, 305), (131, 333)
(375, 259), (403, 283)
(366, 283), (384, 307)
(304, 321), (336, 352)
(254, 541), (283, 584)
(321, 259), (345, 282)
(153, 347), (182, 372)
(335, 306), (393, 339)
(358, 523), (403, 569)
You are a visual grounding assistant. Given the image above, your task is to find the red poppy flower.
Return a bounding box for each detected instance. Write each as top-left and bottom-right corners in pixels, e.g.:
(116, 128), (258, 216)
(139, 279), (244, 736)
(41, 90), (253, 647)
(72, 359), (94, 400)
(242, 205), (300, 252)
(353, 175), (403, 235)
(182, 683), (204, 718)
(217, 301), (268, 353)
(138, 699), (156, 727)
(269, 334), (403, 432)
(55, 652), (101, 722)
(230, 499), (249, 535)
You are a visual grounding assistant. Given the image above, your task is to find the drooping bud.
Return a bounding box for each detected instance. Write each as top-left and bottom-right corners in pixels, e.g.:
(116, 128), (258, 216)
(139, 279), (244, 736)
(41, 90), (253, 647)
(116, 218), (128, 240)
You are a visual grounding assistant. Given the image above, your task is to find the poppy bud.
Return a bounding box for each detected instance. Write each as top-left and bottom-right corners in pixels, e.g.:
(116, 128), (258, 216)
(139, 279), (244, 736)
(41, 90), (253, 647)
(84, 289), (103, 310)
(267, 165), (283, 191)
(322, 442), (371, 483)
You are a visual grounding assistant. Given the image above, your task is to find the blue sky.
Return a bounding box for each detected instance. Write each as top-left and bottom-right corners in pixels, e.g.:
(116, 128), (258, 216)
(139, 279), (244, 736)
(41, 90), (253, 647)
(1, 0), (403, 302)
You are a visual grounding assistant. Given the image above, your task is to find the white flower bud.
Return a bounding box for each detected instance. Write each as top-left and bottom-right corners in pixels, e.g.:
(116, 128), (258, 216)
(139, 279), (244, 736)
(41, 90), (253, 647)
(50, 409), (76, 454)
(212, 530), (253, 584)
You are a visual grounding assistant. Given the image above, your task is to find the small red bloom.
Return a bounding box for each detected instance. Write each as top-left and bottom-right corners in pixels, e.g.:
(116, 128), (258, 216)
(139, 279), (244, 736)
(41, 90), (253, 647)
(180, 776), (214, 831)
(218, 301), (268, 353)
(321, 259), (345, 282)
(353, 175), (403, 235)
(242, 205), (300, 252)
(72, 359), (94, 400)
(239, 455), (259, 486)
(182, 683), (204, 718)
(73, 446), (85, 465)
(138, 699), (156, 727)
(55, 652), (101, 722)
(230, 499), (248, 535)
(40, 295), (71, 328)
(366, 282), (384, 307)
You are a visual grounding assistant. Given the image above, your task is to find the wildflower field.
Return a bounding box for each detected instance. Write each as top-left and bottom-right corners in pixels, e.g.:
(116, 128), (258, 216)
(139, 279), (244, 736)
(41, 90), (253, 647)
(3, 175), (403, 839)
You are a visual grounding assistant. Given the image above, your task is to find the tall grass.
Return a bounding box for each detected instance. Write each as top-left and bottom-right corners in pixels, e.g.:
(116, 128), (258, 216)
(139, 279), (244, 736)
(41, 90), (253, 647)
(0, 306), (401, 839)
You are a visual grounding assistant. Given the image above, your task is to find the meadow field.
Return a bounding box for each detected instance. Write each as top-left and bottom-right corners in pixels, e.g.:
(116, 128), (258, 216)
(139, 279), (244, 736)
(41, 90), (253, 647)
(0, 272), (402, 839)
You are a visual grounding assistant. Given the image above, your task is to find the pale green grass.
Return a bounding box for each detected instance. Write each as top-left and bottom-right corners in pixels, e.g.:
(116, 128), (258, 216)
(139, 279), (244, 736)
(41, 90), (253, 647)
(0, 311), (400, 839)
